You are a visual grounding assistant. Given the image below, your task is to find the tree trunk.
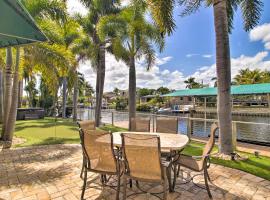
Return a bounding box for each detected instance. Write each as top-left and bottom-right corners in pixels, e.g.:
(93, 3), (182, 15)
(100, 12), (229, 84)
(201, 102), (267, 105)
(73, 73), (78, 122)
(128, 56), (136, 130)
(4, 48), (20, 141)
(62, 76), (67, 118)
(213, 0), (233, 155)
(0, 68), (3, 125)
(2, 47), (13, 139)
(18, 80), (23, 108)
(95, 45), (106, 127)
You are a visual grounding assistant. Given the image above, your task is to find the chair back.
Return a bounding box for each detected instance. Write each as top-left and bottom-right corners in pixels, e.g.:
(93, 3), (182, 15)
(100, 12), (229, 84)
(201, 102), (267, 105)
(156, 117), (178, 134)
(121, 133), (164, 181)
(130, 118), (150, 132)
(80, 129), (117, 173)
(77, 120), (96, 131)
(202, 123), (218, 158)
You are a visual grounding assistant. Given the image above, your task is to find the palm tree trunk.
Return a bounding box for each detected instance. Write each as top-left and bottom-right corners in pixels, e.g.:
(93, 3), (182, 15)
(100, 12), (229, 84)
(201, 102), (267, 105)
(18, 80), (23, 108)
(128, 56), (136, 130)
(0, 68), (3, 125)
(2, 47), (13, 140)
(213, 0), (233, 155)
(95, 45), (106, 127)
(62, 76), (67, 118)
(4, 48), (20, 142)
(73, 73), (78, 122)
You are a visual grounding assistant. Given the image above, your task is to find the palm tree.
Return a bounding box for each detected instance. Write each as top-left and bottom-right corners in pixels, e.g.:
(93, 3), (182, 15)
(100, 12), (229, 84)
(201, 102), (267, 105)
(145, 0), (263, 155)
(1, 48), (12, 140)
(184, 77), (201, 89)
(4, 48), (20, 141)
(77, 0), (120, 127)
(234, 68), (263, 84)
(97, 3), (164, 128)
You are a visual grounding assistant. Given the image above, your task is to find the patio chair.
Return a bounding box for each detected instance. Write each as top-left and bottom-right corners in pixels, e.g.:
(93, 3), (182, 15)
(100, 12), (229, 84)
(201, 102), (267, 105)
(79, 129), (121, 200)
(156, 118), (178, 134)
(130, 118), (150, 132)
(121, 133), (170, 200)
(174, 123), (218, 198)
(77, 120), (96, 131)
(77, 120), (96, 179)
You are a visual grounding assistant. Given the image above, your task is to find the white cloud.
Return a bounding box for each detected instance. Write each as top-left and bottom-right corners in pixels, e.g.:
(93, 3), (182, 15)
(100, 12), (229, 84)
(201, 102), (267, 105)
(191, 51), (270, 86)
(202, 54), (213, 58)
(250, 23), (270, 50)
(79, 51), (270, 92)
(186, 53), (199, 58)
(67, 0), (88, 15)
(79, 53), (186, 91)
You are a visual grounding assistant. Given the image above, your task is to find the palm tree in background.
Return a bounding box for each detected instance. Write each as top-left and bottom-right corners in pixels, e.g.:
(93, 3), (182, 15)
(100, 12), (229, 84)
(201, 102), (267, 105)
(184, 77), (201, 89)
(77, 0), (120, 127)
(145, 0), (263, 155)
(234, 68), (263, 84)
(97, 2), (164, 128)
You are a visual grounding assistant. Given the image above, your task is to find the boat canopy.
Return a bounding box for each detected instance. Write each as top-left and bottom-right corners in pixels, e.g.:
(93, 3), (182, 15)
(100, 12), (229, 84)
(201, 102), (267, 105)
(163, 83), (270, 97)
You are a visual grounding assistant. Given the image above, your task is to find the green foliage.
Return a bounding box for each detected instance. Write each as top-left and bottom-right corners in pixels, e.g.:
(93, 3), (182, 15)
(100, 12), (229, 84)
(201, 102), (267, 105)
(156, 86), (170, 95)
(136, 103), (151, 112)
(184, 77), (203, 89)
(234, 68), (270, 85)
(138, 88), (155, 97)
(115, 97), (127, 110)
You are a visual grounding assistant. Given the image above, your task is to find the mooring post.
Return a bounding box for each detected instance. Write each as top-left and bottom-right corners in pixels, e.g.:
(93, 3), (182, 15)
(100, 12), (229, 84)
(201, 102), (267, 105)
(268, 93), (270, 109)
(111, 111), (114, 126)
(232, 121), (237, 151)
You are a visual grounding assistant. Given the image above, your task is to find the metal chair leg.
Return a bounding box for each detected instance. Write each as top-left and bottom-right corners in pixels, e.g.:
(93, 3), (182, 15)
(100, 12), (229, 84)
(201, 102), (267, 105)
(176, 164), (180, 177)
(163, 179), (168, 200)
(123, 176), (127, 200)
(166, 165), (173, 192)
(116, 172), (121, 200)
(129, 179), (132, 188)
(172, 163), (177, 190)
(81, 168), (88, 200)
(80, 157), (85, 179)
(204, 168), (212, 199)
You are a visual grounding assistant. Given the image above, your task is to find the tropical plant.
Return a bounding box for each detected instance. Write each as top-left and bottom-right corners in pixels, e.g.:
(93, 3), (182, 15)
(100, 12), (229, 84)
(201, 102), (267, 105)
(144, 0), (263, 155)
(234, 68), (268, 84)
(97, 2), (164, 128)
(184, 77), (202, 89)
(77, 0), (120, 127)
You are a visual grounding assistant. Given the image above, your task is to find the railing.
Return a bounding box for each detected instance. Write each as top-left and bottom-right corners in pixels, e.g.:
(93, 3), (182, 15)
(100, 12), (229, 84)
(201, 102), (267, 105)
(77, 108), (270, 146)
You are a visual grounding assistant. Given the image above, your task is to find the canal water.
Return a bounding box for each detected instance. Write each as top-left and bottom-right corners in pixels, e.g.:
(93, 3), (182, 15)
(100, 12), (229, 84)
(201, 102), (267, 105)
(78, 109), (270, 146)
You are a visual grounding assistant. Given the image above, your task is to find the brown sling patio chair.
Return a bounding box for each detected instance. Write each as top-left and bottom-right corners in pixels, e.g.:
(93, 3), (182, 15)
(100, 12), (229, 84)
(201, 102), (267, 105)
(174, 123), (218, 199)
(130, 117), (150, 132)
(121, 133), (170, 200)
(77, 120), (96, 178)
(77, 120), (96, 131)
(79, 129), (121, 200)
(156, 117), (178, 134)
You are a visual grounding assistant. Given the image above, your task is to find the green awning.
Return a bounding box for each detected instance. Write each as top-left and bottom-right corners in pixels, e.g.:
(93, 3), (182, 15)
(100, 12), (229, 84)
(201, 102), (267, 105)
(0, 0), (47, 48)
(164, 83), (270, 97)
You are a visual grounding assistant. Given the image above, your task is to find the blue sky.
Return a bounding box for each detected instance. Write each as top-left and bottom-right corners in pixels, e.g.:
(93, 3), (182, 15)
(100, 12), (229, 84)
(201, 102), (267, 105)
(158, 0), (270, 75)
(68, 0), (270, 91)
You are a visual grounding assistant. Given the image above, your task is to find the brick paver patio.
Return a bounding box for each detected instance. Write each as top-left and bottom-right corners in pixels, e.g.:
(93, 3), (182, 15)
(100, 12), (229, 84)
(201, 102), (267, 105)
(0, 144), (270, 200)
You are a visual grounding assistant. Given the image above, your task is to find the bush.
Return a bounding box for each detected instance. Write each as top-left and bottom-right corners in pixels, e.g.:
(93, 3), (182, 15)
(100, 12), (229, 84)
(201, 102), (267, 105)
(136, 103), (151, 112)
(115, 97), (127, 110)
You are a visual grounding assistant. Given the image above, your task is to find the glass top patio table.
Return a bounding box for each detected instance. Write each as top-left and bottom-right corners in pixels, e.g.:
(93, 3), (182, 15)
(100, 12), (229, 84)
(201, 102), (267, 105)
(112, 132), (189, 152)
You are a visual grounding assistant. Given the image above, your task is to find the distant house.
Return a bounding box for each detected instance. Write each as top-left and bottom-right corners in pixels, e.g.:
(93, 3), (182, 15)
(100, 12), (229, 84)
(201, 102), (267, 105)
(140, 95), (156, 103)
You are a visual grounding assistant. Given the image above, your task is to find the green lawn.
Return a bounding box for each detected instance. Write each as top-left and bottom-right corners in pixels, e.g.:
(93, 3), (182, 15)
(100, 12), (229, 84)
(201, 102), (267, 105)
(13, 118), (270, 181)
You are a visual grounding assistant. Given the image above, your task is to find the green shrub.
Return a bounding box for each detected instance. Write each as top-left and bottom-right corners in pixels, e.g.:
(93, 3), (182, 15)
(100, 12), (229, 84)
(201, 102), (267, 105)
(115, 97), (127, 110)
(136, 103), (151, 112)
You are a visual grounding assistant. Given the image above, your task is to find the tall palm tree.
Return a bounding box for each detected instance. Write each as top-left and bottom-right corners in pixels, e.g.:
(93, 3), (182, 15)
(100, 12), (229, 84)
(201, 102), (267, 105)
(77, 0), (120, 127)
(4, 48), (20, 141)
(184, 77), (201, 89)
(145, 0), (263, 155)
(234, 68), (263, 84)
(97, 3), (164, 128)
(1, 48), (12, 140)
